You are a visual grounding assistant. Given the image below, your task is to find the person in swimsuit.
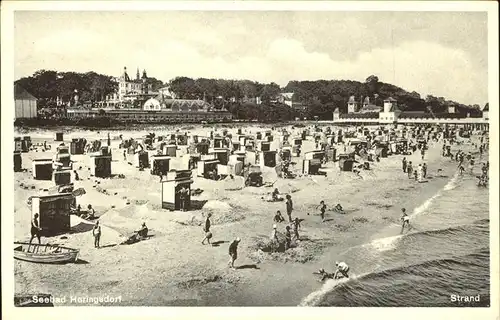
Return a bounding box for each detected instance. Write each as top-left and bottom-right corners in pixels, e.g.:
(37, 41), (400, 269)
(401, 208), (410, 233)
(30, 213), (42, 244)
(228, 238), (240, 269)
(201, 213), (212, 245)
(334, 261), (350, 279)
(293, 217), (301, 240)
(92, 221), (102, 248)
(317, 200), (327, 222)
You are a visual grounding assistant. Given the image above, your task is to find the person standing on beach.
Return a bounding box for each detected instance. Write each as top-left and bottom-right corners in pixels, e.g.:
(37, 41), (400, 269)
(270, 224), (279, 241)
(285, 226), (292, 250)
(285, 195), (293, 222)
(400, 208), (410, 233)
(228, 238), (240, 269)
(317, 200), (327, 222)
(402, 157), (407, 173)
(201, 213), (212, 245)
(422, 163), (427, 179)
(179, 187), (189, 212)
(30, 213), (42, 245)
(123, 150), (127, 161)
(407, 162), (413, 179)
(293, 217), (301, 240)
(92, 221), (102, 248)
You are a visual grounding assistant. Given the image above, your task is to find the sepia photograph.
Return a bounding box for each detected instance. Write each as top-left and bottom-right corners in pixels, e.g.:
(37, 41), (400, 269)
(1, 1), (498, 318)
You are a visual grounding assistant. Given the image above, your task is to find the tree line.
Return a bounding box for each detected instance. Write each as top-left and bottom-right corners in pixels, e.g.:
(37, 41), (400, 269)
(15, 70), (484, 121)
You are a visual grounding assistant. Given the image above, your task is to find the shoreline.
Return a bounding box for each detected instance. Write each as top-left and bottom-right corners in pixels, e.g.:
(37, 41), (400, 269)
(13, 125), (479, 306)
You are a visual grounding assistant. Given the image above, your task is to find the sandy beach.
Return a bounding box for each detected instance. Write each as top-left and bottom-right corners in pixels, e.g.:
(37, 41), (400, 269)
(13, 124), (478, 306)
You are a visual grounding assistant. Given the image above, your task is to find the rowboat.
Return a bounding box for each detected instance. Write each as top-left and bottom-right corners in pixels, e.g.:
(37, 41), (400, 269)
(14, 242), (79, 264)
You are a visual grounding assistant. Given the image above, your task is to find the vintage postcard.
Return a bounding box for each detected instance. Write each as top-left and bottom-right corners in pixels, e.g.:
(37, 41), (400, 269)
(1, 1), (498, 319)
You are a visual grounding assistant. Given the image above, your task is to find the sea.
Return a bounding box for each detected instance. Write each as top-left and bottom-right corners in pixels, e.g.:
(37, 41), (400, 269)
(300, 166), (490, 307)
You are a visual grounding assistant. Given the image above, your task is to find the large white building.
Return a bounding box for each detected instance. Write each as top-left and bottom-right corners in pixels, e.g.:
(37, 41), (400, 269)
(104, 67), (154, 106)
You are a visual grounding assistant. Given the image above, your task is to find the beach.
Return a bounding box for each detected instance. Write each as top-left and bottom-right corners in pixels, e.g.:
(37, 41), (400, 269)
(13, 124), (489, 306)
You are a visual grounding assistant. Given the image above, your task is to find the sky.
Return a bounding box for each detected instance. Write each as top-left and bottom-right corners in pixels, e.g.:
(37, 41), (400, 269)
(14, 11), (488, 105)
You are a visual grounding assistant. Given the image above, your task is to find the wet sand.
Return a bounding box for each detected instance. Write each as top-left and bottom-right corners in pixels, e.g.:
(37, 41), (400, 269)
(13, 124), (473, 306)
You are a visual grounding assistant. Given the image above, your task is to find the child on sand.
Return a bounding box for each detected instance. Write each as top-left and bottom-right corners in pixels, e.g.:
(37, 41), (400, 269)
(274, 210), (285, 223)
(317, 200), (327, 222)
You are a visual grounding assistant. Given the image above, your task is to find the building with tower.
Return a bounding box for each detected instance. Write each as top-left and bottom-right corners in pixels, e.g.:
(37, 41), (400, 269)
(347, 96), (359, 113)
(104, 66), (154, 107)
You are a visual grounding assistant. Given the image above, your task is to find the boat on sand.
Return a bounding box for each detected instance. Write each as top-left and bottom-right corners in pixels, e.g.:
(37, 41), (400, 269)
(14, 242), (79, 264)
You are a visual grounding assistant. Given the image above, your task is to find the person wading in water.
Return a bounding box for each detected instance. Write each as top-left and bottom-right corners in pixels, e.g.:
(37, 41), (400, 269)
(400, 208), (410, 233)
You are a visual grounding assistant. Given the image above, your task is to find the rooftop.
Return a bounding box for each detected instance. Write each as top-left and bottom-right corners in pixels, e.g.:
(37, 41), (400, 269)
(14, 84), (37, 100)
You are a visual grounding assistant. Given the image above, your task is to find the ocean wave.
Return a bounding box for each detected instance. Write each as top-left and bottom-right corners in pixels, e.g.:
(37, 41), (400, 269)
(300, 220), (490, 307)
(355, 218), (488, 255)
(300, 247), (490, 307)
(443, 172), (460, 191)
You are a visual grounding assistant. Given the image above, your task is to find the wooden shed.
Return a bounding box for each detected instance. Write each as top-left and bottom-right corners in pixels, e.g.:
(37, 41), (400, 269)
(197, 159), (220, 179)
(52, 169), (72, 186)
(163, 144), (177, 157)
(161, 170), (193, 210)
(210, 148), (230, 165)
(303, 159), (322, 175)
(14, 152), (22, 172)
(32, 159), (53, 180)
(89, 155), (112, 178)
(259, 150), (277, 168)
(151, 155), (171, 176)
(31, 193), (74, 236)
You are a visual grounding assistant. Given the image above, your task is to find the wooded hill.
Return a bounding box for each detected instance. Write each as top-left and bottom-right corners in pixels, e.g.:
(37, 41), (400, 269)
(15, 71), (484, 121)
